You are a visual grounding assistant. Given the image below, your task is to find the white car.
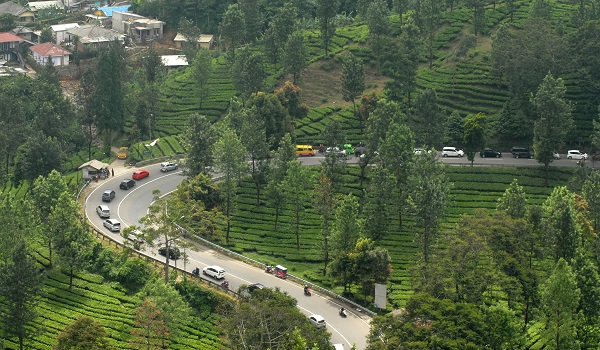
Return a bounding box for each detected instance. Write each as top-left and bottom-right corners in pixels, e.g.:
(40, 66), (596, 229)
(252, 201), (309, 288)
(567, 150), (587, 160)
(325, 147), (347, 156)
(308, 314), (326, 328)
(553, 151), (560, 160)
(442, 147), (464, 157)
(96, 205), (110, 218)
(160, 162), (178, 172)
(103, 219), (121, 232)
(203, 265), (225, 279)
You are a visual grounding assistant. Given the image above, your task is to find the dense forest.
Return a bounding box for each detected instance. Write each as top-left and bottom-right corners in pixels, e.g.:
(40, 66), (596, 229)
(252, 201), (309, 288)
(3, 0), (600, 349)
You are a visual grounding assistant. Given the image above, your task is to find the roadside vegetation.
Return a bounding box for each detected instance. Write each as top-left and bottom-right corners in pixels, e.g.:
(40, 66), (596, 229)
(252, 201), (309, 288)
(4, 0), (600, 348)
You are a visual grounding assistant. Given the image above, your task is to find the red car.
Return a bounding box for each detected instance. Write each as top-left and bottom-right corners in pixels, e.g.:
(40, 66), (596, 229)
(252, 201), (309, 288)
(132, 169), (149, 180)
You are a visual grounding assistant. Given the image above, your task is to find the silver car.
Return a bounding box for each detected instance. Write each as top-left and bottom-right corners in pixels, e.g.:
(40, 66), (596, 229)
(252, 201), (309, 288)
(103, 219), (121, 232)
(567, 150), (587, 160)
(160, 162), (178, 172)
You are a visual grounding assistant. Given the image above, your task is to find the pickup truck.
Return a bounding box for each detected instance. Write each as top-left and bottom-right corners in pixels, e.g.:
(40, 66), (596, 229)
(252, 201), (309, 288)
(117, 147), (128, 159)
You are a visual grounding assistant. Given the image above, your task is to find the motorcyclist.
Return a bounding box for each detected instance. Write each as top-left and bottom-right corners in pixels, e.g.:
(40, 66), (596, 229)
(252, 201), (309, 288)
(221, 279), (229, 288)
(340, 307), (345, 315)
(304, 285), (310, 295)
(192, 267), (200, 277)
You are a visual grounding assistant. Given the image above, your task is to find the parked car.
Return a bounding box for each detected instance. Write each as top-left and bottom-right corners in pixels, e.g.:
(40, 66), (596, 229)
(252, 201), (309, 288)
(158, 246), (181, 260)
(343, 144), (355, 155)
(102, 189), (115, 202)
(480, 148), (501, 158)
(354, 145), (367, 157)
(325, 147), (347, 156)
(96, 205), (110, 218)
(308, 314), (326, 328)
(160, 162), (178, 172)
(117, 147), (128, 159)
(567, 150), (588, 160)
(103, 219), (121, 232)
(120, 178), (135, 190)
(511, 147), (534, 159)
(442, 147), (464, 157)
(203, 265), (226, 279)
(132, 169), (150, 180)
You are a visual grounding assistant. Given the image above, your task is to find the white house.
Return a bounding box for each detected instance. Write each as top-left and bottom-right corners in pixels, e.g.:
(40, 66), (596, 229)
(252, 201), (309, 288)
(50, 22), (79, 44)
(30, 42), (70, 66)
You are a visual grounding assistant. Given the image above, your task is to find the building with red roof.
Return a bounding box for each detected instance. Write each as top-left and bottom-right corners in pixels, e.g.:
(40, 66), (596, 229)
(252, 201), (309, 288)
(0, 32), (24, 62)
(30, 42), (70, 66)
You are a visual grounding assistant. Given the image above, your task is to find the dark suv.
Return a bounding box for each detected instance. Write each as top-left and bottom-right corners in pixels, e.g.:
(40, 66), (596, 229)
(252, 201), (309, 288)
(120, 178), (135, 190)
(511, 147), (534, 159)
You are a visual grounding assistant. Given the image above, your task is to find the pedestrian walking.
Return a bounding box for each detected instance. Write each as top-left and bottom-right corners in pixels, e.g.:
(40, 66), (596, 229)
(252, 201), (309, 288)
(111, 168), (114, 177)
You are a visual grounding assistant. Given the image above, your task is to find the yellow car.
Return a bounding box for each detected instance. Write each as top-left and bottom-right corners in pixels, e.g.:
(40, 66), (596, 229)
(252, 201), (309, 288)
(117, 147), (128, 159)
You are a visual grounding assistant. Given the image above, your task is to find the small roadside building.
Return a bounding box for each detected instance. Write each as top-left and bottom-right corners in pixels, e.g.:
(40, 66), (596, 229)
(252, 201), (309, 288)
(0, 1), (35, 23)
(79, 159), (110, 180)
(173, 33), (214, 50)
(30, 42), (70, 66)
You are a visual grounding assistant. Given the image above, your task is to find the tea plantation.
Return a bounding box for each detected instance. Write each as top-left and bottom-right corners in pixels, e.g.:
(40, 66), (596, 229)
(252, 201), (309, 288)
(223, 164), (576, 307)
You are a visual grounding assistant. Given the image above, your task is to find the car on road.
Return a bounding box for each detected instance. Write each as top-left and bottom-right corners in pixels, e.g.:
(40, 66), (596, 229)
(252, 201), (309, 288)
(333, 344), (345, 350)
(124, 229), (144, 249)
(120, 178), (135, 190)
(308, 314), (326, 328)
(480, 148), (501, 158)
(160, 162), (178, 172)
(248, 283), (265, 293)
(96, 205), (110, 218)
(442, 147), (464, 157)
(103, 219), (121, 232)
(325, 147), (347, 157)
(354, 145), (367, 157)
(158, 246), (181, 260)
(567, 150), (588, 160)
(511, 146), (534, 159)
(203, 265), (226, 279)
(102, 189), (115, 202)
(553, 151), (561, 160)
(132, 169), (150, 180)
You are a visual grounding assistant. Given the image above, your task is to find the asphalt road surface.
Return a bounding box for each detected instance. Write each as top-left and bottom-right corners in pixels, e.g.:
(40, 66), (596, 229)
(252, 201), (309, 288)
(84, 152), (589, 349)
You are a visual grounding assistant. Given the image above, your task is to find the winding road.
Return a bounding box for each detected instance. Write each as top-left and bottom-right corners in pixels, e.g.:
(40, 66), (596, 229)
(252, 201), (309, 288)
(84, 152), (588, 349)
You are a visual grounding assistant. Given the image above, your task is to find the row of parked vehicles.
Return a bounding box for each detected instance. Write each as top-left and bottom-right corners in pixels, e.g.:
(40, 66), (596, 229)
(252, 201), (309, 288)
(441, 146), (589, 160)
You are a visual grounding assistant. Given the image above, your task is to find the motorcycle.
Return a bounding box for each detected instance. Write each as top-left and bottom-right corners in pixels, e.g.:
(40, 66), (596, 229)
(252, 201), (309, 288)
(192, 267), (200, 277)
(221, 280), (229, 289)
(303, 286), (311, 296)
(265, 265), (274, 274)
(339, 308), (347, 318)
